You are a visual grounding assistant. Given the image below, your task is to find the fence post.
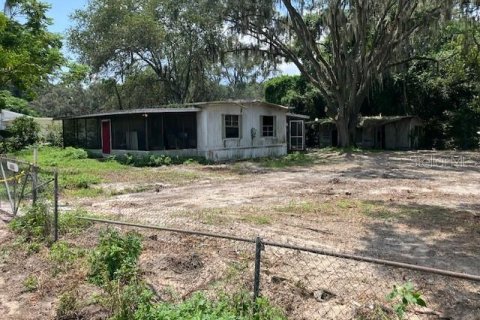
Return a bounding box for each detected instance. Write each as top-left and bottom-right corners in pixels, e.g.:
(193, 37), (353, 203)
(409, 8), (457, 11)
(253, 236), (262, 302)
(53, 170), (59, 242)
(31, 165), (38, 205)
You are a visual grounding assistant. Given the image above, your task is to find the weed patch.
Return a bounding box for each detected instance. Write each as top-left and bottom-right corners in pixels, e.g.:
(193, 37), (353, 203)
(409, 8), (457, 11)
(9, 203), (51, 242)
(134, 292), (286, 320)
(23, 274), (38, 292)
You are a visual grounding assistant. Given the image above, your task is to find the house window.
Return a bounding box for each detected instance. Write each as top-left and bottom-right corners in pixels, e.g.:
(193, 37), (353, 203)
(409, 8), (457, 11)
(224, 115), (240, 138)
(261, 116), (276, 137)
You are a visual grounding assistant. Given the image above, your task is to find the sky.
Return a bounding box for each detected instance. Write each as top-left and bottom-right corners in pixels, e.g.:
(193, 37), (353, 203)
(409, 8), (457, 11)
(2, 0), (299, 75)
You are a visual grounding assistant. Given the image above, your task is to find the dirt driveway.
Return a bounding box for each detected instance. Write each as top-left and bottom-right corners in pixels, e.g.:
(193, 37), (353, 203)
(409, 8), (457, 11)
(79, 150), (480, 273)
(1, 149), (479, 319)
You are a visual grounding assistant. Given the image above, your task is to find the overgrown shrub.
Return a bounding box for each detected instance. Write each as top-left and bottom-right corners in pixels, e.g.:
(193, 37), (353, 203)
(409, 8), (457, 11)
(44, 124), (63, 147)
(9, 203), (51, 242)
(4, 116), (40, 152)
(88, 228), (142, 285)
(61, 147), (88, 159)
(89, 228), (151, 320)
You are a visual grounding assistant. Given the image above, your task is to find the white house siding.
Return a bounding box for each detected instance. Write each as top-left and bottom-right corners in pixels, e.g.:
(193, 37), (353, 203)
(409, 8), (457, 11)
(196, 102), (288, 161)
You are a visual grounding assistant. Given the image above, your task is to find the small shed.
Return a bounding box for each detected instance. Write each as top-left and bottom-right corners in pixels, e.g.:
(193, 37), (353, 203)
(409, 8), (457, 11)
(307, 116), (423, 150)
(59, 100), (308, 161)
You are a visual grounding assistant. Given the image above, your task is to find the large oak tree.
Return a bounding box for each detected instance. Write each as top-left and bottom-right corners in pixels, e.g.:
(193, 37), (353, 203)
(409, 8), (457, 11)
(226, 0), (462, 146)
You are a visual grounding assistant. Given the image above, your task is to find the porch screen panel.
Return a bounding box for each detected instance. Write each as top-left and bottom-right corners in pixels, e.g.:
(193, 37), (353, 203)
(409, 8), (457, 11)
(76, 118), (87, 148)
(148, 114), (164, 150)
(112, 116), (146, 151)
(86, 118), (101, 149)
(112, 117), (128, 150)
(163, 113), (197, 150)
(63, 119), (76, 147)
(128, 117), (146, 150)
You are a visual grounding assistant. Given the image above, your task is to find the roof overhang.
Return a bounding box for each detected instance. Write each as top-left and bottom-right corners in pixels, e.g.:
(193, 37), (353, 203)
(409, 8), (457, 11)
(56, 107), (201, 120)
(287, 112), (310, 120)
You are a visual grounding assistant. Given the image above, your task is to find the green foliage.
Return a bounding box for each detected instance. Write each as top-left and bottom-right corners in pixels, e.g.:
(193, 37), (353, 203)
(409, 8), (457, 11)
(58, 209), (93, 235)
(4, 116), (40, 151)
(43, 123), (63, 147)
(69, 0), (229, 104)
(264, 75), (325, 118)
(387, 282), (426, 319)
(56, 291), (81, 319)
(0, 1), (64, 95)
(134, 292), (286, 320)
(88, 228), (142, 286)
(89, 228), (151, 320)
(49, 241), (84, 274)
(23, 274), (38, 292)
(0, 90), (38, 116)
(9, 203), (51, 242)
(116, 153), (211, 167)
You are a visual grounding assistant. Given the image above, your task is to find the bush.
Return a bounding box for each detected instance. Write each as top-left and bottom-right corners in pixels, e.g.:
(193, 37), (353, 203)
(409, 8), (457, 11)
(88, 228), (142, 286)
(9, 203), (51, 242)
(61, 147), (88, 159)
(4, 116), (40, 151)
(44, 124), (63, 147)
(89, 228), (150, 320)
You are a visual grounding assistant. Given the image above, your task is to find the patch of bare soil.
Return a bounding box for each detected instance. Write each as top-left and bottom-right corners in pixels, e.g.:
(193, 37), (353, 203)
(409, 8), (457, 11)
(76, 150), (480, 318)
(0, 150), (479, 319)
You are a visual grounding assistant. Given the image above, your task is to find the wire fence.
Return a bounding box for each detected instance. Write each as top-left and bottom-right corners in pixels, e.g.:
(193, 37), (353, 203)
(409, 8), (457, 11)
(3, 158), (478, 319)
(60, 216), (480, 320)
(0, 155), (59, 240)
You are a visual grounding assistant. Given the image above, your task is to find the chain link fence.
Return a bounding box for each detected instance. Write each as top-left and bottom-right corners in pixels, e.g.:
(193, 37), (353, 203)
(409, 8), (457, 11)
(62, 217), (480, 320)
(0, 155), (59, 241)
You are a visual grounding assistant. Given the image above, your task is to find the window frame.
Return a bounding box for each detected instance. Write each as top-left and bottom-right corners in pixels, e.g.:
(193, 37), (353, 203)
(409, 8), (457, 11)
(223, 114), (241, 139)
(261, 115), (276, 137)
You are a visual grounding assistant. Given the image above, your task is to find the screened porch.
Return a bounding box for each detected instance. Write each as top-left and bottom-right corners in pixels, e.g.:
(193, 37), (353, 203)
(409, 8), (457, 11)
(63, 112), (198, 152)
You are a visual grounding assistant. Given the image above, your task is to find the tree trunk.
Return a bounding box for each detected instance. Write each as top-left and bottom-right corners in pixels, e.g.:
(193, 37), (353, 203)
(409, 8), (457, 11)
(336, 119), (351, 147)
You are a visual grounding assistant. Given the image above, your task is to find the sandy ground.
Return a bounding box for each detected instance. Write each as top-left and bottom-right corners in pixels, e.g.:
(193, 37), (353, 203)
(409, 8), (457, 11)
(1, 150), (479, 319)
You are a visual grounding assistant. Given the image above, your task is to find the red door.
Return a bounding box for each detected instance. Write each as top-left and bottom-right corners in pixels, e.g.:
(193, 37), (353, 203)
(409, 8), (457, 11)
(101, 120), (111, 154)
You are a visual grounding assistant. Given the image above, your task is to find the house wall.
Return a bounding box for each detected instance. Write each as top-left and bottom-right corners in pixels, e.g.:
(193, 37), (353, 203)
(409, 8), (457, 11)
(197, 102), (287, 161)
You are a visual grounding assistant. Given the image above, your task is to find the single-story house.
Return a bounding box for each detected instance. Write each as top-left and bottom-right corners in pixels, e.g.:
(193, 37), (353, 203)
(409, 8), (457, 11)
(307, 116), (423, 150)
(59, 100), (308, 161)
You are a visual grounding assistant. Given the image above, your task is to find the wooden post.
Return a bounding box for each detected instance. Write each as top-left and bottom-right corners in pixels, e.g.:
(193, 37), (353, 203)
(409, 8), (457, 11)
(53, 170), (59, 242)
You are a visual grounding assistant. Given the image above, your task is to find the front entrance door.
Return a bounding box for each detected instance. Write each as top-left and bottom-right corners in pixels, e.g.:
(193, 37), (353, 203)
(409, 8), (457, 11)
(101, 120), (111, 154)
(289, 120), (304, 151)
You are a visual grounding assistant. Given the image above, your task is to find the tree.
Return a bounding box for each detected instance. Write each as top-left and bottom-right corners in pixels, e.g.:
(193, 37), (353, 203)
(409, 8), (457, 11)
(226, 0), (460, 146)
(0, 0), (63, 96)
(69, 0), (230, 104)
(264, 75), (326, 118)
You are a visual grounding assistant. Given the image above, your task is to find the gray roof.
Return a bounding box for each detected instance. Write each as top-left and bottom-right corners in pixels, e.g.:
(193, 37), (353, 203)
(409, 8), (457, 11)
(56, 100), (291, 120)
(307, 115), (421, 127)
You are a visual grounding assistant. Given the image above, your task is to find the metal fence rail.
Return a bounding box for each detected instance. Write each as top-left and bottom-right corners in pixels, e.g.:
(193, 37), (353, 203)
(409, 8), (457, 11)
(72, 216), (480, 319)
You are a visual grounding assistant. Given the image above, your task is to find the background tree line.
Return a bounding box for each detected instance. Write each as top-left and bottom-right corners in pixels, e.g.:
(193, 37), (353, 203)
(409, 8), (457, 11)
(1, 0), (479, 149)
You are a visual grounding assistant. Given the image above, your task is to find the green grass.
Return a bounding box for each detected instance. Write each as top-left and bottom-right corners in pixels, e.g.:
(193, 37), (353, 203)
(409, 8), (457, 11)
(240, 213), (272, 225)
(12, 147), (208, 198)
